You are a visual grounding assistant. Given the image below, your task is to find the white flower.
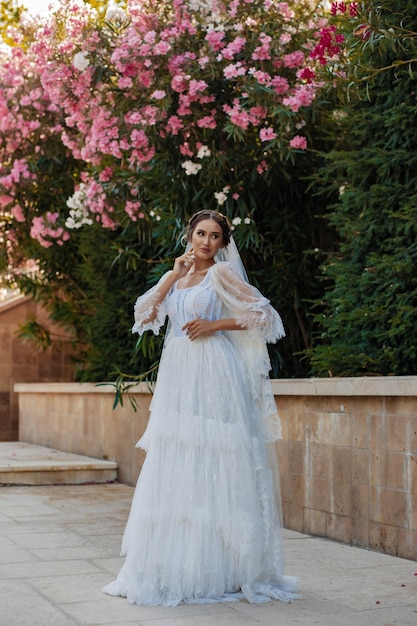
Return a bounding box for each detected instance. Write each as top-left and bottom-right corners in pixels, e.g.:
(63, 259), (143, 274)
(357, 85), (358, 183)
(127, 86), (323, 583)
(197, 145), (211, 159)
(232, 217), (242, 226)
(66, 185), (86, 211)
(73, 51), (90, 72)
(214, 191), (228, 206)
(244, 217), (251, 224)
(181, 161), (202, 176)
(65, 210), (93, 229)
(151, 90), (166, 100)
(65, 185), (93, 229)
(105, 6), (127, 22)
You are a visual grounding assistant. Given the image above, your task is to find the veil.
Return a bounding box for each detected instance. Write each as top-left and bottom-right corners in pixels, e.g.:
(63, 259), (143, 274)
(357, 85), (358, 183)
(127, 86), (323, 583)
(185, 236), (249, 282)
(214, 237), (248, 282)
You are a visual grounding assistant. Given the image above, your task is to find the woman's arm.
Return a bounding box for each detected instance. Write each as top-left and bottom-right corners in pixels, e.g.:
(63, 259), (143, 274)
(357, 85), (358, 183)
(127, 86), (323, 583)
(182, 317), (241, 340)
(134, 250), (196, 326)
(210, 262), (285, 342)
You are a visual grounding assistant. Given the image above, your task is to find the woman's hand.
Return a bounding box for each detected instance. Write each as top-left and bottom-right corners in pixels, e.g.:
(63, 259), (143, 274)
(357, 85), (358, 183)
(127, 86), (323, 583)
(182, 319), (216, 340)
(172, 249), (195, 278)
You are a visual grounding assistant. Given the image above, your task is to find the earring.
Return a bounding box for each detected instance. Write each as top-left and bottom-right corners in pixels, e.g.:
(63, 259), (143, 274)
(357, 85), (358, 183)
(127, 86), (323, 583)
(180, 234), (188, 248)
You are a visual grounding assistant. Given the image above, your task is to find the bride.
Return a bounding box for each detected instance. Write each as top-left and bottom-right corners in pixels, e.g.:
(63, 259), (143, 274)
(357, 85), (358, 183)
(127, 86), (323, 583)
(103, 209), (300, 606)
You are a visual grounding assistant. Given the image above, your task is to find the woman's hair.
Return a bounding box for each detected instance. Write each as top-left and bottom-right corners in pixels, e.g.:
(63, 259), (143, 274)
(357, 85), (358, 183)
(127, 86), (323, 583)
(186, 210), (231, 246)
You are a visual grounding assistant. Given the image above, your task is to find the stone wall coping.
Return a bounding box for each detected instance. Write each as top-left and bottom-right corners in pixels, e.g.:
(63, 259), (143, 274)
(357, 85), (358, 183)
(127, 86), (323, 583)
(271, 376), (417, 396)
(0, 294), (30, 313)
(14, 375), (417, 397)
(13, 382), (152, 394)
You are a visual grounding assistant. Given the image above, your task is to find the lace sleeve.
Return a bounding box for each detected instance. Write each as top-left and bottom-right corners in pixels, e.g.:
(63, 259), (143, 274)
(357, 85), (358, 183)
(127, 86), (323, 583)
(132, 271), (172, 336)
(210, 262), (285, 343)
(211, 262), (285, 442)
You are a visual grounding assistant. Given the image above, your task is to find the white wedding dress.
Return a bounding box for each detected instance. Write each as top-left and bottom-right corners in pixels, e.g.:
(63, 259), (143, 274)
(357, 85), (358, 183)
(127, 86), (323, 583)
(103, 261), (299, 606)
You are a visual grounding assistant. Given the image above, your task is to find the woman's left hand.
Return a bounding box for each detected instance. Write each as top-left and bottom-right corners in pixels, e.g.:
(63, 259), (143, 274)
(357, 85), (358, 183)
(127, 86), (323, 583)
(182, 319), (216, 341)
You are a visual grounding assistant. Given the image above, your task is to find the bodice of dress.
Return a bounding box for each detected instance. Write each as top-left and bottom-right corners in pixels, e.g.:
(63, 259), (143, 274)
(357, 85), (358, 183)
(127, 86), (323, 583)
(166, 270), (223, 337)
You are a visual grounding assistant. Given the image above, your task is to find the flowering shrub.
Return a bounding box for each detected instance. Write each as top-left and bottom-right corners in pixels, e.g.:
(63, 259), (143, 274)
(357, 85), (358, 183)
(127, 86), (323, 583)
(1, 0), (341, 253)
(0, 0), (346, 379)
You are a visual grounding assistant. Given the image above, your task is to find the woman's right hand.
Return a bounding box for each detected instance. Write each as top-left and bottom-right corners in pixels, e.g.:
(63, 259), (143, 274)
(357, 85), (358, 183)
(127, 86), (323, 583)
(173, 249), (195, 278)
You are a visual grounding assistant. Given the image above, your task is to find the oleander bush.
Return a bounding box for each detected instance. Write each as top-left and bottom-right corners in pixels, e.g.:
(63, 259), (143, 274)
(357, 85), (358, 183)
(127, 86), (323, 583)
(0, 0), (342, 380)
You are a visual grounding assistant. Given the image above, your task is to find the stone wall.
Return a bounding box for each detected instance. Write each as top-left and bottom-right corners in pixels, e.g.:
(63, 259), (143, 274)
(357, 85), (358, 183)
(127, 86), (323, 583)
(0, 296), (76, 441)
(15, 377), (417, 559)
(272, 377), (417, 560)
(16, 382), (149, 487)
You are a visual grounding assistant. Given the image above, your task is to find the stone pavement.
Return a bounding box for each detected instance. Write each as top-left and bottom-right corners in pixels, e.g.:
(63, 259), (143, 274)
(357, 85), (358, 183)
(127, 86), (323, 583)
(0, 482), (416, 626)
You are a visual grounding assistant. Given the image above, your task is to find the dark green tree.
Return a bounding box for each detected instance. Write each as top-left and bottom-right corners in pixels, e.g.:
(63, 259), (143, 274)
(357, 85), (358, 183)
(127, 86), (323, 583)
(309, 0), (417, 376)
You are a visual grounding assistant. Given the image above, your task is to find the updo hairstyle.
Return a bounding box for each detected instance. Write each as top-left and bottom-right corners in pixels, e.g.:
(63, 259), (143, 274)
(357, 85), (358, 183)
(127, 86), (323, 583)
(185, 210), (232, 246)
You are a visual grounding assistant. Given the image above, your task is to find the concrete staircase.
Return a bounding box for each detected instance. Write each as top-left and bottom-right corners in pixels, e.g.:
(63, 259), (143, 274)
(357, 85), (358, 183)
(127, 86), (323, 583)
(0, 442), (118, 485)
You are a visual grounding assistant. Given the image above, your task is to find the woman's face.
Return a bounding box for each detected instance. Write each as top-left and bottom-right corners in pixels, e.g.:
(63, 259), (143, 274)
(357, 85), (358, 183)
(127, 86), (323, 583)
(189, 219), (224, 262)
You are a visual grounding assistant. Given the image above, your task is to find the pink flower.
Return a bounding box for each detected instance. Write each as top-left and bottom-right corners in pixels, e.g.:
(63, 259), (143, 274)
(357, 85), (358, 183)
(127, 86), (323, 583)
(310, 26), (344, 65)
(0, 194), (13, 207)
(99, 167), (113, 182)
(11, 204), (25, 222)
(280, 33), (292, 44)
(205, 30), (225, 51)
(188, 79), (208, 96)
(249, 68), (272, 86)
(256, 160), (269, 174)
(223, 102), (251, 130)
(298, 68), (316, 83)
(283, 50), (305, 68)
(171, 74), (189, 93)
(221, 36), (246, 60)
(331, 2), (359, 17)
(131, 129), (149, 148)
(101, 213), (117, 228)
(30, 214), (68, 247)
(177, 94), (192, 115)
(223, 62), (246, 79)
(166, 115), (184, 135)
(153, 41), (171, 55)
(125, 200), (142, 221)
(271, 75), (290, 94)
(259, 127), (277, 142)
(179, 142), (194, 157)
(283, 84), (317, 112)
(46, 211), (59, 223)
(196, 113), (217, 129)
(118, 76), (133, 89)
(249, 105), (267, 125)
(289, 135), (307, 150)
(277, 2), (293, 19)
(151, 89), (166, 100)
(252, 33), (272, 61)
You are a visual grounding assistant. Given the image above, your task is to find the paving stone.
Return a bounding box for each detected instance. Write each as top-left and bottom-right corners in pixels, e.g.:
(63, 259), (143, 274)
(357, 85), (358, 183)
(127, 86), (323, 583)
(0, 482), (416, 626)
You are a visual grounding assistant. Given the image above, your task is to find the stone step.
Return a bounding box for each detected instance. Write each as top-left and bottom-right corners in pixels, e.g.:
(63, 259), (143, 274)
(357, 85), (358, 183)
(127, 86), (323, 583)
(0, 442), (118, 485)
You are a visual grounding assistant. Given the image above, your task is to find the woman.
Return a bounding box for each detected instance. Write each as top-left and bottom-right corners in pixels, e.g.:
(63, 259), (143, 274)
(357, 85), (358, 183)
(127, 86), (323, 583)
(103, 210), (299, 606)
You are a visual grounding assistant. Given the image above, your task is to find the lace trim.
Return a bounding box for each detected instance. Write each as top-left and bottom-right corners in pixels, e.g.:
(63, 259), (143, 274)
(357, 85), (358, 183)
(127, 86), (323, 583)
(132, 271), (173, 335)
(210, 262), (285, 343)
